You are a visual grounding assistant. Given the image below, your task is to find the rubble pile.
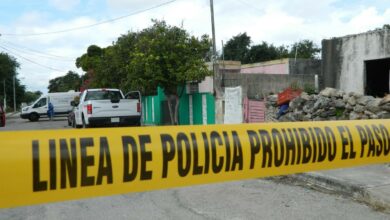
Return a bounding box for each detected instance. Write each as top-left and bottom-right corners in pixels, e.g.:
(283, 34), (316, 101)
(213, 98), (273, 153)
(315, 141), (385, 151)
(266, 87), (390, 122)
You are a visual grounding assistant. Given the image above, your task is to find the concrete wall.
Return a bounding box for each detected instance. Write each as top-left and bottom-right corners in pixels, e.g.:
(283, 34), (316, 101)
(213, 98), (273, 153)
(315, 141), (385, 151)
(241, 59), (289, 74)
(240, 58), (321, 75)
(223, 72), (315, 99)
(207, 60), (241, 72)
(322, 28), (390, 93)
(289, 59), (321, 75)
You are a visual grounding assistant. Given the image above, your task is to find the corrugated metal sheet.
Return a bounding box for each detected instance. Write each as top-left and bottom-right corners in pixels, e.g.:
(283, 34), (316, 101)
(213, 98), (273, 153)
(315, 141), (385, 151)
(244, 97), (265, 123)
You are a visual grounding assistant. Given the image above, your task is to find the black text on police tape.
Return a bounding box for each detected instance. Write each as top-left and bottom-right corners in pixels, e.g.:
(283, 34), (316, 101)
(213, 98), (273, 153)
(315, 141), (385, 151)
(31, 123), (390, 192)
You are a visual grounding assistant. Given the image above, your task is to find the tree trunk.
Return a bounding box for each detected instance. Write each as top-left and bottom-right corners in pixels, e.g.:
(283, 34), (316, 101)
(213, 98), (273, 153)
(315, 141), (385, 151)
(167, 94), (179, 125)
(174, 95), (179, 125)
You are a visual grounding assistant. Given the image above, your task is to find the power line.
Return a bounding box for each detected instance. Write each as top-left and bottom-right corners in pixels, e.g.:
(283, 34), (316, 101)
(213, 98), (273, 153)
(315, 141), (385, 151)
(0, 45), (65, 72)
(0, 42), (74, 62)
(0, 39), (74, 60)
(1, 0), (177, 37)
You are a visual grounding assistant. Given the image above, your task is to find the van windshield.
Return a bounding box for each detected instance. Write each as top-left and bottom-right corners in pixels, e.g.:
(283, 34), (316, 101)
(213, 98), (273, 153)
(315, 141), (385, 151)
(34, 98), (47, 108)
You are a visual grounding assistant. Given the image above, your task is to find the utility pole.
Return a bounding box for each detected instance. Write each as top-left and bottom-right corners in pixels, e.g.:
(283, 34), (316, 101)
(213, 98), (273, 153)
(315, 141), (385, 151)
(13, 75), (16, 112)
(221, 40), (225, 68)
(210, 0), (223, 124)
(0, 34), (4, 111)
(3, 79), (6, 111)
(210, 0), (217, 63)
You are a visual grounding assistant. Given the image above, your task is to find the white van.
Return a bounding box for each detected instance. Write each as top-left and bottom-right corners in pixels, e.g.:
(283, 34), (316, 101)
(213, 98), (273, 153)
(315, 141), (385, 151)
(20, 91), (80, 121)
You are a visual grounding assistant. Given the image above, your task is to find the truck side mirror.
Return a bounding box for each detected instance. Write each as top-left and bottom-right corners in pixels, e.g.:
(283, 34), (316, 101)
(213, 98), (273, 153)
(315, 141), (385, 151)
(71, 101), (78, 106)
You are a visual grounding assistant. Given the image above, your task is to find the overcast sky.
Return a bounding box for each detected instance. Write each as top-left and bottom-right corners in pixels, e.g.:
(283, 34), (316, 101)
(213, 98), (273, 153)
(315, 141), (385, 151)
(0, 0), (389, 93)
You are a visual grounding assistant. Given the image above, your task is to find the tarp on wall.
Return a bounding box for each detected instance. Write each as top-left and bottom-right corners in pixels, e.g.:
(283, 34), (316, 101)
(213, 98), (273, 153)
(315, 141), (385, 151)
(224, 86), (242, 124)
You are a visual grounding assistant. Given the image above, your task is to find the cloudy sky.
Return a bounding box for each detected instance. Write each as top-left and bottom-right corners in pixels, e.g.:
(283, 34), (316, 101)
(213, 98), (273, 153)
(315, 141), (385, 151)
(0, 0), (389, 93)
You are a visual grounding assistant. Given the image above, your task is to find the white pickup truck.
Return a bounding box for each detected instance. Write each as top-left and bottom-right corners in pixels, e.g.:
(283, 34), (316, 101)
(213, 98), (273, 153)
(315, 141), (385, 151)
(73, 88), (141, 128)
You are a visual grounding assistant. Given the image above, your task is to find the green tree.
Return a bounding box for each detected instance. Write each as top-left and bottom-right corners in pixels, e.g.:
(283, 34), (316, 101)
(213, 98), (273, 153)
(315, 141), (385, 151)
(76, 45), (105, 89)
(0, 52), (26, 110)
(112, 32), (138, 89)
(130, 20), (212, 124)
(223, 34), (291, 64)
(75, 45), (103, 72)
(76, 33), (138, 90)
(22, 91), (42, 104)
(223, 32), (322, 63)
(74, 21), (212, 124)
(93, 32), (138, 89)
(223, 32), (251, 63)
(246, 42), (289, 63)
(289, 39), (321, 59)
(48, 71), (81, 92)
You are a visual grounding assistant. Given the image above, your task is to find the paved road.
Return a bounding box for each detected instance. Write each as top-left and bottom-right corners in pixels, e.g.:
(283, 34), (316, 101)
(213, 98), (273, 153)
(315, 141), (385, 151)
(1, 115), (389, 219)
(1, 114), (70, 131)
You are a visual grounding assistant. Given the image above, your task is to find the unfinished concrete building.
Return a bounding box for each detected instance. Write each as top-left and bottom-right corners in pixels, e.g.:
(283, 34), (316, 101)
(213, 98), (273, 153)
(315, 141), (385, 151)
(322, 27), (390, 97)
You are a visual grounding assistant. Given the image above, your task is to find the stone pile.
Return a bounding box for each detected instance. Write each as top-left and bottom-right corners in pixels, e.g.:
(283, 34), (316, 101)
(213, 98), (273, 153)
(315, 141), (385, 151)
(266, 87), (390, 122)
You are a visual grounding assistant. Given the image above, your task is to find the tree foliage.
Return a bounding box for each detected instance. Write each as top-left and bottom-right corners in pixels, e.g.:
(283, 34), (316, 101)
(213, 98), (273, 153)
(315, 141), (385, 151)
(246, 42), (289, 63)
(0, 52), (26, 110)
(48, 71), (81, 92)
(22, 91), (42, 104)
(222, 33), (321, 63)
(289, 40), (321, 59)
(223, 33), (251, 62)
(75, 45), (102, 72)
(75, 34), (138, 90)
(130, 21), (211, 93)
(75, 20), (212, 124)
(131, 21), (211, 124)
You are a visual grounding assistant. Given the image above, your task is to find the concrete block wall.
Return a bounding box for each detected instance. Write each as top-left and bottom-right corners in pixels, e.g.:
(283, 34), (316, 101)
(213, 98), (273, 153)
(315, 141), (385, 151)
(241, 59), (289, 74)
(223, 73), (315, 99)
(322, 28), (390, 93)
(289, 59), (321, 75)
(239, 58), (321, 76)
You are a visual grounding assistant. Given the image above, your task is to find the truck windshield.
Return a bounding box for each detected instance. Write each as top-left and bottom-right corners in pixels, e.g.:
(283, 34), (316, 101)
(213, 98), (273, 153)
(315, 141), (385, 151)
(85, 90), (123, 101)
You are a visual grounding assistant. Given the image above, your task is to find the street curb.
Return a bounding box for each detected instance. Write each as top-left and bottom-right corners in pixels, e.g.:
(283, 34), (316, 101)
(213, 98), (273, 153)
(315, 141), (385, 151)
(288, 172), (390, 213)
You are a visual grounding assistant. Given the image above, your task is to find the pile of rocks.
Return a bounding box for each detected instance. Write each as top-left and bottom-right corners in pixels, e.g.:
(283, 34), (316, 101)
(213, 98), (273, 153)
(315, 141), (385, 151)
(266, 88), (390, 122)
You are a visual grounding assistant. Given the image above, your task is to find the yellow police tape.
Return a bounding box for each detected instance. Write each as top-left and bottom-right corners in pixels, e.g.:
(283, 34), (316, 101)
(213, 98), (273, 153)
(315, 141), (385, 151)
(1, 119), (390, 208)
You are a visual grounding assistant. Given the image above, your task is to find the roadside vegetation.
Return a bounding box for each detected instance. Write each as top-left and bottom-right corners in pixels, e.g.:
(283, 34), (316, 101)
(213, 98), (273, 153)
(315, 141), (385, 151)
(222, 32), (321, 64)
(0, 53), (41, 111)
(3, 19), (321, 122)
(75, 20), (212, 124)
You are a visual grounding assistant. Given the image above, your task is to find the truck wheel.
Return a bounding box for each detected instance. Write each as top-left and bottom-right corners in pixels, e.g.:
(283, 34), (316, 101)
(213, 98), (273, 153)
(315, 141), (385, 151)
(74, 117), (82, 128)
(82, 116), (89, 128)
(29, 113), (39, 122)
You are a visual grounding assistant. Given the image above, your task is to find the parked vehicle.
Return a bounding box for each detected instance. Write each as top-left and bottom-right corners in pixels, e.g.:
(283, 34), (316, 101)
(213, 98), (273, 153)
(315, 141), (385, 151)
(73, 88), (141, 128)
(20, 91), (80, 122)
(0, 104), (5, 127)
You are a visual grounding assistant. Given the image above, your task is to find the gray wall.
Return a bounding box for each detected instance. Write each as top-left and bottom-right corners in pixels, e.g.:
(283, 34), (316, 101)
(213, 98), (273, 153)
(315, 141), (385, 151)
(289, 59), (321, 75)
(322, 28), (390, 93)
(223, 73), (315, 99)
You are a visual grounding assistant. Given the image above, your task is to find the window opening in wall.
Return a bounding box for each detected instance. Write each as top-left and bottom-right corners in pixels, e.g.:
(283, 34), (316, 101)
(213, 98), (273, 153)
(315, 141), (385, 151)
(365, 58), (390, 97)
